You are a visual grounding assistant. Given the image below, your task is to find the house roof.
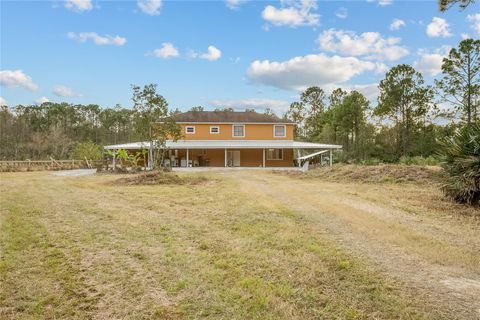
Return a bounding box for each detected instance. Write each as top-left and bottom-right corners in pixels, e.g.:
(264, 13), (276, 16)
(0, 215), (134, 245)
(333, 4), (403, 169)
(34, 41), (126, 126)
(104, 140), (342, 150)
(172, 111), (293, 124)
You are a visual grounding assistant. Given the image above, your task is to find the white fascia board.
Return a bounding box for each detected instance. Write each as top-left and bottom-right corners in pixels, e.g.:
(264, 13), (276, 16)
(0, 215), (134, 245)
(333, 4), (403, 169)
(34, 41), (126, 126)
(104, 140), (342, 150)
(175, 122), (295, 125)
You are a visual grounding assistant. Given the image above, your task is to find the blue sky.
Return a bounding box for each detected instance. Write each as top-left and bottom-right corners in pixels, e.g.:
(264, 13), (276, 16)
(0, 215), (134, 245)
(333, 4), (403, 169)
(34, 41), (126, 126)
(1, 0), (479, 114)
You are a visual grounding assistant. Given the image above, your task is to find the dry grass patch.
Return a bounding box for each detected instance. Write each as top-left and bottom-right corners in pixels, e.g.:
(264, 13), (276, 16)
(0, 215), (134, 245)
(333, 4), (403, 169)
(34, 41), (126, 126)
(0, 171), (439, 319)
(277, 164), (478, 218)
(232, 171), (480, 318)
(111, 170), (210, 186)
(283, 164), (443, 184)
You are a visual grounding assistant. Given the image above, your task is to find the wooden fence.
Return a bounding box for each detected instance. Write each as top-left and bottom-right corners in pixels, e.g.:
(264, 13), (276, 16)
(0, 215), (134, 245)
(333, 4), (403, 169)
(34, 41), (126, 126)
(0, 159), (105, 172)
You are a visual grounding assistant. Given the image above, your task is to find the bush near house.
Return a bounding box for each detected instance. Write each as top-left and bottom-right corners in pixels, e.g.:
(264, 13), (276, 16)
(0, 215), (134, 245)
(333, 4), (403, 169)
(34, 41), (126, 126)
(440, 123), (480, 206)
(73, 141), (103, 160)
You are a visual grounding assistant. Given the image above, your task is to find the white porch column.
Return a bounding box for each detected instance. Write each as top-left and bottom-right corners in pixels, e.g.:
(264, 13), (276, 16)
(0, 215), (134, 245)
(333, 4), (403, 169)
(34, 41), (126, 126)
(297, 149), (301, 167)
(112, 151), (116, 170)
(262, 149), (265, 167)
(149, 140), (153, 169)
(186, 148), (189, 167)
(147, 149), (152, 169)
(224, 149), (227, 167)
(329, 149), (333, 167)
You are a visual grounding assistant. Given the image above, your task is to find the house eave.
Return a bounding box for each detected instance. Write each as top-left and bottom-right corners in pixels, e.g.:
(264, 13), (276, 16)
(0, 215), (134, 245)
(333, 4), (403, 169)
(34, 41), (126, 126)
(104, 140), (342, 150)
(164, 122), (296, 125)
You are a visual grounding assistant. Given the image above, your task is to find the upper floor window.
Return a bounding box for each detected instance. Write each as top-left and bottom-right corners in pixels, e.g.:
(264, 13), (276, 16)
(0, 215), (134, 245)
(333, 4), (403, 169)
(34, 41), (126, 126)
(185, 126), (195, 134)
(210, 126), (220, 134)
(274, 125), (286, 138)
(232, 124), (245, 137)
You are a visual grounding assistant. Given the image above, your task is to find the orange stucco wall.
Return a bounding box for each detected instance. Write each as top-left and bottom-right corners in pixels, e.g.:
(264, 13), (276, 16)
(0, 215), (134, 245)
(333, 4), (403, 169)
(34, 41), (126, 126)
(179, 123), (294, 140)
(172, 148), (294, 167)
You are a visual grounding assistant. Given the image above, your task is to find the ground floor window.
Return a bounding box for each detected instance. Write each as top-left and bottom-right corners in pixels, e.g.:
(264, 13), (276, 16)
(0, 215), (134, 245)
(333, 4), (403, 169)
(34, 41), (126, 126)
(267, 148), (283, 160)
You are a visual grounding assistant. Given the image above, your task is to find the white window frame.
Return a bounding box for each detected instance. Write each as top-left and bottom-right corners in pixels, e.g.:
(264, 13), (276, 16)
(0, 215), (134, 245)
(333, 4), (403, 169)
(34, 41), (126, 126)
(273, 125), (286, 138)
(266, 148), (283, 160)
(185, 126), (195, 134)
(210, 126), (220, 134)
(232, 124), (245, 138)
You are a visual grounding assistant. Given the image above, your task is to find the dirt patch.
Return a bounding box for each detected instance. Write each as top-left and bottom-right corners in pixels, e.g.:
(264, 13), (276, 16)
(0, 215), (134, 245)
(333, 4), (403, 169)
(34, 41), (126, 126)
(280, 164), (443, 184)
(112, 171), (209, 186)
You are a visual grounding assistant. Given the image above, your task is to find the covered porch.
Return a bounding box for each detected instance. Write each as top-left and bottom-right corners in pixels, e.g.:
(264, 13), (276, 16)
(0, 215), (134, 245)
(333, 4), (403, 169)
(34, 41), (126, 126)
(103, 140), (342, 169)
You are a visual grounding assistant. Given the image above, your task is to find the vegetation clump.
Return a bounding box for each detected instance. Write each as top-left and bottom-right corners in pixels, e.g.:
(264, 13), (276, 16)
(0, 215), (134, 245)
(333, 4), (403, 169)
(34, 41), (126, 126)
(73, 141), (103, 160)
(440, 123), (480, 206)
(113, 170), (209, 186)
(287, 164), (442, 185)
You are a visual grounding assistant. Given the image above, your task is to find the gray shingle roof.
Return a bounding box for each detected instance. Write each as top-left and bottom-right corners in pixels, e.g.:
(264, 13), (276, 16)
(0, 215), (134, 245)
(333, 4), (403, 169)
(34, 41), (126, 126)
(173, 111), (293, 123)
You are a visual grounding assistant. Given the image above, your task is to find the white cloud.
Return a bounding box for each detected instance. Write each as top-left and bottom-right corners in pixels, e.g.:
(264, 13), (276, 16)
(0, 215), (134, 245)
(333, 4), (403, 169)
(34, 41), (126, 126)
(152, 43), (179, 58)
(372, 62), (389, 74)
(347, 83), (380, 101)
(426, 17), (452, 38)
(64, 0), (93, 12)
(137, 0), (162, 15)
(378, 0), (393, 6)
(437, 101), (457, 115)
(320, 83), (380, 102)
(209, 98), (290, 113)
(467, 13), (480, 36)
(35, 96), (50, 104)
(367, 0), (393, 6)
(390, 18), (405, 31)
(53, 85), (79, 97)
(262, 0), (320, 27)
(67, 32), (127, 46)
(226, 0), (247, 10)
(0, 70), (38, 91)
(191, 45), (222, 61)
(414, 46), (451, 76)
(335, 7), (347, 19)
(246, 53), (386, 91)
(0, 96), (7, 106)
(461, 33), (471, 39)
(318, 29), (409, 61)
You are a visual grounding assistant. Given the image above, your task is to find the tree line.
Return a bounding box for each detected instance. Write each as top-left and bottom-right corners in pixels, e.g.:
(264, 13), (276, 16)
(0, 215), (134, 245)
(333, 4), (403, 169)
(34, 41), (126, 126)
(0, 103), (139, 160)
(284, 39), (479, 163)
(0, 39), (478, 162)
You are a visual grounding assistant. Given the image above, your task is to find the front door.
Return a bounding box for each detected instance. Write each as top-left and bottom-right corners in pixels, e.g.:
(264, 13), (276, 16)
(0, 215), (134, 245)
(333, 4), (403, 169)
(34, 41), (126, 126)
(227, 150), (241, 167)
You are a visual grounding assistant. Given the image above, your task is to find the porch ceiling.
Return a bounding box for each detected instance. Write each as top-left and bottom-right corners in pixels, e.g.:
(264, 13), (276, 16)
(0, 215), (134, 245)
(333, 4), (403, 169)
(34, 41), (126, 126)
(104, 140), (342, 150)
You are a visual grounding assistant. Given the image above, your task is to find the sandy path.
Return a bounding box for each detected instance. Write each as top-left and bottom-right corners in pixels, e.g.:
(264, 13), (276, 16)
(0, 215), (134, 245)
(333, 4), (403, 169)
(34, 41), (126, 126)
(232, 172), (480, 319)
(51, 169), (97, 176)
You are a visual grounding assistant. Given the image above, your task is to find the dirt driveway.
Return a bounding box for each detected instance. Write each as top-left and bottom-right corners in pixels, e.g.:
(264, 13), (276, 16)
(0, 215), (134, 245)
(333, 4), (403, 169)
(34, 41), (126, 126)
(230, 171), (480, 319)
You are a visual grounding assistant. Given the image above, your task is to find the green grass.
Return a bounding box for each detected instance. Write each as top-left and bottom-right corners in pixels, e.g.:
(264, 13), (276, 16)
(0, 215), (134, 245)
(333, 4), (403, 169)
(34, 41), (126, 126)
(0, 199), (95, 319)
(0, 171), (439, 319)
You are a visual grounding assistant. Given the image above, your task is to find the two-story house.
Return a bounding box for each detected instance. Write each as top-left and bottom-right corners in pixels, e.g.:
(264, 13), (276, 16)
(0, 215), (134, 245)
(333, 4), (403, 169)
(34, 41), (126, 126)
(105, 110), (341, 168)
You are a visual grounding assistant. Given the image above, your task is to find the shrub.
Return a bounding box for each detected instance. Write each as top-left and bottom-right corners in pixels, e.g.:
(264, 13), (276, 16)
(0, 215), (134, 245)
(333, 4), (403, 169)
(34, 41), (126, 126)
(440, 124), (480, 206)
(423, 156), (440, 166)
(360, 158), (382, 166)
(73, 141), (102, 160)
(399, 156), (439, 166)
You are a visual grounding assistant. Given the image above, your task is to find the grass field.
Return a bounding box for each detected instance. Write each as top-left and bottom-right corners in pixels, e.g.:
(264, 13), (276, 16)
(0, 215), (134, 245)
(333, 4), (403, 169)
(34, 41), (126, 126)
(1, 168), (479, 319)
